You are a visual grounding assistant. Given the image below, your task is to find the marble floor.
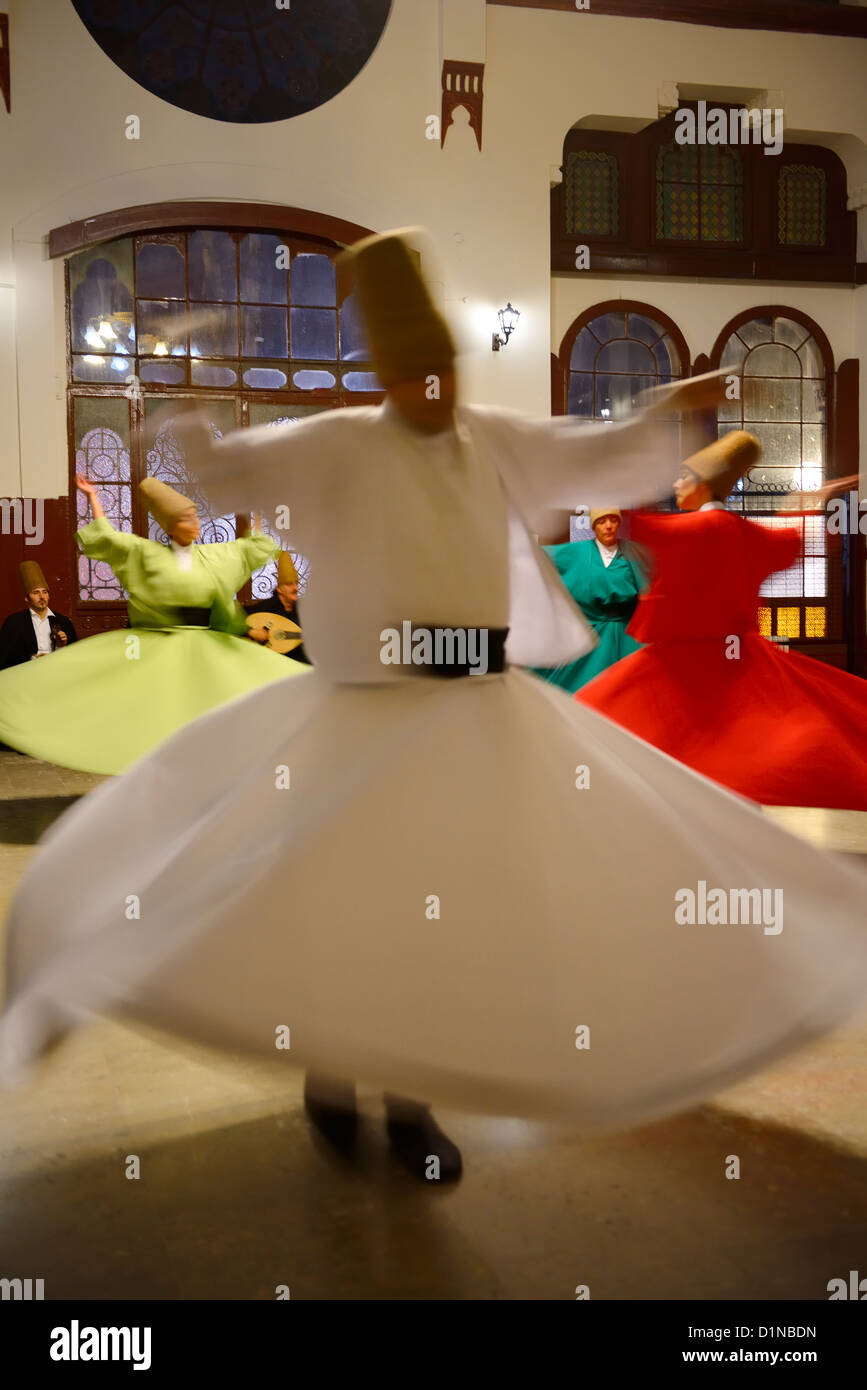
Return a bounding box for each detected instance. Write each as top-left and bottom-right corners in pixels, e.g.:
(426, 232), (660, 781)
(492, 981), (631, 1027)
(0, 751), (865, 1300)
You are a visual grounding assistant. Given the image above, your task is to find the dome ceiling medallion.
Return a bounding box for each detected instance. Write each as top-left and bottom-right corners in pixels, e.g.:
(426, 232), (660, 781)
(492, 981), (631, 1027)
(72, 0), (393, 124)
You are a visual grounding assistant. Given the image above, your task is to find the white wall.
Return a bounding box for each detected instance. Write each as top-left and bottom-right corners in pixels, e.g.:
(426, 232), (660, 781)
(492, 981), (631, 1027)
(0, 0), (864, 498)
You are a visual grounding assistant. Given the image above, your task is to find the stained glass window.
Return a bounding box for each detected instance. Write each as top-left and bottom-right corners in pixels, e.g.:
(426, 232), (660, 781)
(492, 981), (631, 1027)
(778, 165), (826, 246)
(70, 0), (394, 125)
(656, 139), (743, 242)
(564, 151), (619, 237)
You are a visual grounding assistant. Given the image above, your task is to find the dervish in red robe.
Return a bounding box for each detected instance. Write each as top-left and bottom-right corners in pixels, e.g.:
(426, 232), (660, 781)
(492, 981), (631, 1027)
(578, 432), (867, 810)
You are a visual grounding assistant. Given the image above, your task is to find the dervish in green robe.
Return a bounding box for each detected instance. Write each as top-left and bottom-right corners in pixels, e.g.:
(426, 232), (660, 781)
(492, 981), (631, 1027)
(0, 518), (304, 775)
(531, 537), (647, 693)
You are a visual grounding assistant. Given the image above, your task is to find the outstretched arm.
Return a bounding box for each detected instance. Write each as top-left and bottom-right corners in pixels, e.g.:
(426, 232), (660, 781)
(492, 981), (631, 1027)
(170, 410), (334, 548)
(75, 474), (105, 521)
(479, 371), (729, 531)
(235, 530), (281, 575)
(74, 475), (140, 577)
(750, 518), (802, 577)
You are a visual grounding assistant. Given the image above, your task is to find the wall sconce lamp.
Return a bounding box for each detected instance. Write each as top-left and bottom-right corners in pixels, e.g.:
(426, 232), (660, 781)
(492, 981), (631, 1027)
(492, 302), (520, 351)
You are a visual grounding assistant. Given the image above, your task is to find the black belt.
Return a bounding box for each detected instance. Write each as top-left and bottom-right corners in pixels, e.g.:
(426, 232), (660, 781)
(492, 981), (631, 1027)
(410, 626), (508, 678)
(175, 607), (211, 627)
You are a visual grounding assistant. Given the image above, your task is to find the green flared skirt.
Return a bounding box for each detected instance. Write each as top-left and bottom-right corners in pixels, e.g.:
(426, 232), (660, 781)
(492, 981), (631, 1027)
(0, 627), (305, 775)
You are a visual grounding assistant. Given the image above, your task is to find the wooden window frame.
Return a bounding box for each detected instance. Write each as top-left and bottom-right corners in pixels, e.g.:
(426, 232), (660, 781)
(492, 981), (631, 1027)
(777, 163), (827, 249)
(551, 119), (861, 282)
(708, 305), (851, 664)
(551, 300), (694, 546)
(553, 298), (691, 417)
(49, 202), (375, 260)
(559, 136), (623, 246)
(553, 299), (862, 673)
(654, 128), (747, 249)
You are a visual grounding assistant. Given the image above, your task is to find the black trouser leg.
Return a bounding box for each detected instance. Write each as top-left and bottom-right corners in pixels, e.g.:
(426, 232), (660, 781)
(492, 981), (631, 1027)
(384, 1094), (463, 1183)
(303, 1072), (358, 1149)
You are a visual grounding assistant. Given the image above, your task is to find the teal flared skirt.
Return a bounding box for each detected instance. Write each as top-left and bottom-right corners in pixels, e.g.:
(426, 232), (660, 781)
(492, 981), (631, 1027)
(532, 618), (642, 694)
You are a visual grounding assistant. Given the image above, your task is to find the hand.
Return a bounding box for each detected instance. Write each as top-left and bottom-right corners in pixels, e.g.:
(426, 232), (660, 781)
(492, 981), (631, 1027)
(646, 369), (730, 417)
(76, 473), (105, 520)
(54, 630), (68, 647)
(248, 625), (270, 644)
(161, 407), (213, 477)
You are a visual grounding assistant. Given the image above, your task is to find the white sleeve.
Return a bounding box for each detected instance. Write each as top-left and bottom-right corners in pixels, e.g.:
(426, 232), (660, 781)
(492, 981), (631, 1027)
(174, 410), (341, 549)
(473, 405), (683, 520)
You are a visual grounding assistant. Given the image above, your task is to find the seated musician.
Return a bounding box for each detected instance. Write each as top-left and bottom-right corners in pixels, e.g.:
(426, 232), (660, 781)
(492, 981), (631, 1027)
(244, 551), (311, 665)
(0, 562), (78, 670)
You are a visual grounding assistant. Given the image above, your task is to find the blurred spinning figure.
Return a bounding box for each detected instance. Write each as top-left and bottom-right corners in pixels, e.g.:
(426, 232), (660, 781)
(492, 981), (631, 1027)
(579, 433), (867, 810)
(1, 233), (865, 1188)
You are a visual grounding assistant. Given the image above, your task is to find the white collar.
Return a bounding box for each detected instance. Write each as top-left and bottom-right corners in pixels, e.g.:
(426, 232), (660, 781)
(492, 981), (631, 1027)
(381, 396), (459, 442)
(30, 606), (54, 620)
(171, 539), (195, 570)
(699, 500), (726, 511)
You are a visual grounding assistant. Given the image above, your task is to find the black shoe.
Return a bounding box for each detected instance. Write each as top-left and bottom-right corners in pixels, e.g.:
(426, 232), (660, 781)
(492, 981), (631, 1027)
(304, 1076), (358, 1153)
(386, 1113), (463, 1184)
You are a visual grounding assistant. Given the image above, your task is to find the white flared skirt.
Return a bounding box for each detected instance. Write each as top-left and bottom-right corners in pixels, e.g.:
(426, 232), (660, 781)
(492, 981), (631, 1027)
(1, 667), (865, 1132)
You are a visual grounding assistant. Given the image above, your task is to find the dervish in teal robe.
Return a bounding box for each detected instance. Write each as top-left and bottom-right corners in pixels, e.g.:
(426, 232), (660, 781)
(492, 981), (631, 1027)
(531, 538), (647, 693)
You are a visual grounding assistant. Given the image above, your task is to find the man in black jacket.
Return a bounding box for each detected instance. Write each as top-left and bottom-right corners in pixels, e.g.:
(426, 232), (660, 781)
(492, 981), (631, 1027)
(0, 561), (78, 670)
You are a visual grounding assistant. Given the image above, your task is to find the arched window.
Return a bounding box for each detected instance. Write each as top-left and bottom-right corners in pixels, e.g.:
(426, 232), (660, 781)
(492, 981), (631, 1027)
(69, 229), (378, 395)
(711, 309), (838, 645)
(65, 216), (381, 605)
(556, 302), (688, 538)
(561, 304), (686, 421)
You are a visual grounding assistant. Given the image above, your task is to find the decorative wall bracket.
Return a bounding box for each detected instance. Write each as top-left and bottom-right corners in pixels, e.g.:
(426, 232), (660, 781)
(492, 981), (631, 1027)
(657, 81), (679, 120)
(743, 87), (786, 126)
(441, 60), (484, 150)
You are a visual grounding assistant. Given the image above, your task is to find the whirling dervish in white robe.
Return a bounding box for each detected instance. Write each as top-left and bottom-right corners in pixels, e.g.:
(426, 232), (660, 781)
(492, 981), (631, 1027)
(1, 229), (865, 1132)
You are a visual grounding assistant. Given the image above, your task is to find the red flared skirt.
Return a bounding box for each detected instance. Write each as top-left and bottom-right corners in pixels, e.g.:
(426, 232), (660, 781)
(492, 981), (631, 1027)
(578, 633), (867, 810)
